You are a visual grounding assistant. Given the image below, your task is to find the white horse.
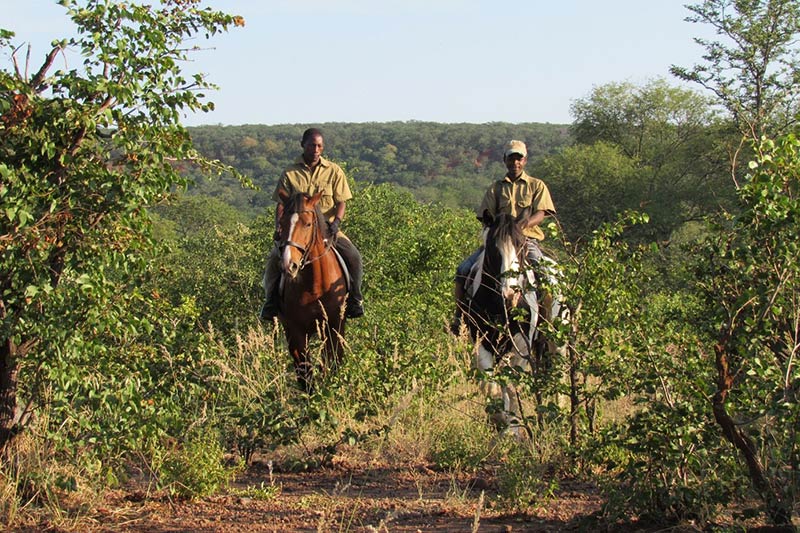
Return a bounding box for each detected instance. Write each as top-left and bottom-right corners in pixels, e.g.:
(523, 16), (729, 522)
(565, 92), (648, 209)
(462, 213), (566, 437)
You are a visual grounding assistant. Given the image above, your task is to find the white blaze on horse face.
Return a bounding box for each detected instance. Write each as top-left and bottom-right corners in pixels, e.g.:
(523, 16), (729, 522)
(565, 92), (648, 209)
(281, 213), (300, 272)
(499, 238), (522, 302)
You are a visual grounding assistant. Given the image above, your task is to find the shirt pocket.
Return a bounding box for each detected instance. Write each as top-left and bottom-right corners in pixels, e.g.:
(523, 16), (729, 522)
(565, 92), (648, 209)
(320, 183), (335, 212)
(514, 198), (530, 216)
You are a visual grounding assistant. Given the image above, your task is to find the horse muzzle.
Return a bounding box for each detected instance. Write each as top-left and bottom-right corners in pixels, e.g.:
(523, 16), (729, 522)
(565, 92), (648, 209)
(284, 259), (301, 279)
(501, 279), (523, 307)
(507, 289), (522, 308)
(280, 242), (305, 279)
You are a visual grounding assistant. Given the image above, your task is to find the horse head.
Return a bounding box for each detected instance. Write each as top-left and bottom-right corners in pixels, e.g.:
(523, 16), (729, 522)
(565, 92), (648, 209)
(278, 191), (326, 279)
(482, 213), (528, 308)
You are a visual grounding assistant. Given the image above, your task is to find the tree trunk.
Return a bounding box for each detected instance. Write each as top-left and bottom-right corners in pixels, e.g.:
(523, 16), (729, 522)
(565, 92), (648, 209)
(0, 337), (20, 449)
(714, 340), (793, 526)
(568, 343), (580, 446)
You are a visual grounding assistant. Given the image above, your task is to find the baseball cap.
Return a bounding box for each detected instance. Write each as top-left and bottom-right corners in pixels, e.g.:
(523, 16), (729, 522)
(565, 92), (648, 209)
(503, 140), (527, 158)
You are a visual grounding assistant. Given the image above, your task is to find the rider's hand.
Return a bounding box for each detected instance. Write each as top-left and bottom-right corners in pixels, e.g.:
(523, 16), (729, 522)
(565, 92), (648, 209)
(479, 209), (492, 228)
(328, 217), (341, 237)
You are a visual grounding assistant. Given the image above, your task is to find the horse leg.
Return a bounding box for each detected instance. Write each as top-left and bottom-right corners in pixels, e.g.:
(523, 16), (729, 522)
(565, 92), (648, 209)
(322, 320), (345, 375)
(287, 332), (313, 393)
(474, 339), (509, 432)
(503, 333), (534, 439)
(521, 288), (539, 362)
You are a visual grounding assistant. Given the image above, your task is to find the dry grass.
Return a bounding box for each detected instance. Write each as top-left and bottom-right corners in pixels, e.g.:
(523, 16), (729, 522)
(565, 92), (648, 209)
(1, 321), (589, 531)
(0, 427), (103, 531)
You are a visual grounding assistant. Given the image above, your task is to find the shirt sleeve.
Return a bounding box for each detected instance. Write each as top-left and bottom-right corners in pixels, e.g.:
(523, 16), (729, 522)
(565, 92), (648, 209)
(272, 170), (292, 202)
(532, 180), (555, 215)
(330, 165), (353, 204)
(477, 183), (497, 219)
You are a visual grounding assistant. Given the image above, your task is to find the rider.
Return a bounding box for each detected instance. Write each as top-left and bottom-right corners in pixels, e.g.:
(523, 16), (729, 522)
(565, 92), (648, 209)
(451, 139), (556, 334)
(260, 128), (365, 320)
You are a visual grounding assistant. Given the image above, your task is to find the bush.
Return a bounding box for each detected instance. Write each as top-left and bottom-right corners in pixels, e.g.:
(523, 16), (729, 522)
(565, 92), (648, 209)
(157, 431), (241, 499)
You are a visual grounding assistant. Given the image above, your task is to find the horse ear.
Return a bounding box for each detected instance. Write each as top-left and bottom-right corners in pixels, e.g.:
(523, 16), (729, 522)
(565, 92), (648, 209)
(479, 209), (494, 227)
(277, 188), (290, 204)
(309, 190), (324, 205)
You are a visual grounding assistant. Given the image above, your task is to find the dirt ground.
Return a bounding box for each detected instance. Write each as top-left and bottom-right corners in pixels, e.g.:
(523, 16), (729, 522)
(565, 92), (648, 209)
(14, 458), (709, 533)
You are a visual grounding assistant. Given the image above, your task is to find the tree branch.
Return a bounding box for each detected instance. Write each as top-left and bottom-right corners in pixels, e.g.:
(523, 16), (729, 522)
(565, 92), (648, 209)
(30, 45), (63, 92)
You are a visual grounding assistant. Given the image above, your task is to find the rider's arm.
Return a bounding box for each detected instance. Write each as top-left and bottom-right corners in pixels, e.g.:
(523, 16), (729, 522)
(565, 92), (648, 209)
(333, 201), (346, 223)
(272, 171), (291, 237)
(518, 209), (547, 231)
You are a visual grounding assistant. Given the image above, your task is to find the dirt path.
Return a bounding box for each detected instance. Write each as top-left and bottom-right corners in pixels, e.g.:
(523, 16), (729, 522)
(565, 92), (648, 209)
(52, 460), (623, 532)
(13, 458), (709, 532)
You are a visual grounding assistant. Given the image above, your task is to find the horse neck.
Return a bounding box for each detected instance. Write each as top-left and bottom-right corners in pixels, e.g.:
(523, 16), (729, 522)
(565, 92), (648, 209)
(303, 235), (343, 292)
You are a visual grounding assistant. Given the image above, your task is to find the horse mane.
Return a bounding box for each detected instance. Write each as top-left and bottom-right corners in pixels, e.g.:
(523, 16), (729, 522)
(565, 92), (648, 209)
(485, 213), (525, 254)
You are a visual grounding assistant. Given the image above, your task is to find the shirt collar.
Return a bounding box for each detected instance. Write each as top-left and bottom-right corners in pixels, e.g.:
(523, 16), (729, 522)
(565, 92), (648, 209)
(295, 155), (331, 169)
(501, 170), (532, 184)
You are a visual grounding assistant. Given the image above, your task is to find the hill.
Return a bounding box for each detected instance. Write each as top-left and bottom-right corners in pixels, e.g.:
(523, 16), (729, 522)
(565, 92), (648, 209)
(187, 121), (571, 217)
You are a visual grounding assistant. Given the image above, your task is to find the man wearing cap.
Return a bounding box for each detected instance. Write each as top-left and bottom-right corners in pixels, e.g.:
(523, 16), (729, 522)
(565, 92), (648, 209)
(451, 139), (556, 334)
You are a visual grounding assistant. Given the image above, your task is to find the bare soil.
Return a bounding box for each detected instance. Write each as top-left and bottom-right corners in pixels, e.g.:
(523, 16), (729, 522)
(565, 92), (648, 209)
(14, 458), (704, 533)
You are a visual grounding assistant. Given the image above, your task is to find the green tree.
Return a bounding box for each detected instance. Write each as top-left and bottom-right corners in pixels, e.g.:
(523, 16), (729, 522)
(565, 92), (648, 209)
(562, 79), (731, 240)
(152, 195), (266, 336)
(671, 0), (800, 141)
(535, 142), (640, 240)
(695, 129), (800, 525)
(0, 1), (242, 448)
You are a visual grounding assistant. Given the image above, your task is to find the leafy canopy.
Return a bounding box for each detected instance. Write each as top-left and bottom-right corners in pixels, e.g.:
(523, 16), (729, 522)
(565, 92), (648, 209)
(0, 0), (243, 444)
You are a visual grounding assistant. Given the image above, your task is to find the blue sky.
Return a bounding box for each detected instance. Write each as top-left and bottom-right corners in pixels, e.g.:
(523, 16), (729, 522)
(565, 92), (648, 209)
(2, 1), (715, 126)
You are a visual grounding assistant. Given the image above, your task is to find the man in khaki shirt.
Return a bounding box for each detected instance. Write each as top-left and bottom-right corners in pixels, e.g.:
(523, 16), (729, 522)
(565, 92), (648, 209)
(260, 128), (364, 320)
(452, 139), (555, 333)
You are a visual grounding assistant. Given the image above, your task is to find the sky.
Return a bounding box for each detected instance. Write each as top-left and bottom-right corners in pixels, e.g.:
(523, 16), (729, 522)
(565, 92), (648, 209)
(1, 0), (716, 127)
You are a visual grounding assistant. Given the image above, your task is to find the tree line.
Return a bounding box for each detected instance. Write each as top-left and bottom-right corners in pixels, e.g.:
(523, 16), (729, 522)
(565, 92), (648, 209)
(186, 121), (570, 216)
(187, 77), (737, 244)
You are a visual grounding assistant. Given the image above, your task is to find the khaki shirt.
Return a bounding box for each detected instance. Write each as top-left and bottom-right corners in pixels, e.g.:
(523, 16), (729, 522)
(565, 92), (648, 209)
(272, 156), (353, 221)
(478, 171), (555, 241)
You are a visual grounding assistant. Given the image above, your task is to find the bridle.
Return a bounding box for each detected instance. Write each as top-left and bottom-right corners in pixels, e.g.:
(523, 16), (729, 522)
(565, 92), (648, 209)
(279, 207), (334, 269)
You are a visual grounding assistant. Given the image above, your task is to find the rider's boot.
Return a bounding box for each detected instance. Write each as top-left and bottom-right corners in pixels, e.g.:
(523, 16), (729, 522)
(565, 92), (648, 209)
(260, 292), (280, 321)
(346, 292), (364, 319)
(260, 257), (281, 321)
(450, 279), (466, 335)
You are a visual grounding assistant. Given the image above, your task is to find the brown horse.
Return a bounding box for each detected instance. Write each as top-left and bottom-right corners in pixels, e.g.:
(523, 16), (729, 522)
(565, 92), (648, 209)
(276, 191), (348, 391)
